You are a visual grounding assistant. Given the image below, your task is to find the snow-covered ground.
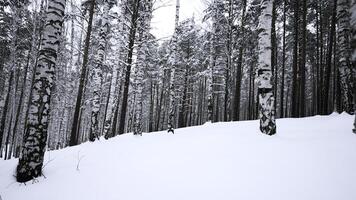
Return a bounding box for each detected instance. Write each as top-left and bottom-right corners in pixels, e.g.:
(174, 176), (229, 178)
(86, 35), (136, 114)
(1, 113), (356, 200)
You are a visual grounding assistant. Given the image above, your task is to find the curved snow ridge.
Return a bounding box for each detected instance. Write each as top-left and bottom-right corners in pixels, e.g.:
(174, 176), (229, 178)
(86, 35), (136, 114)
(0, 114), (355, 200)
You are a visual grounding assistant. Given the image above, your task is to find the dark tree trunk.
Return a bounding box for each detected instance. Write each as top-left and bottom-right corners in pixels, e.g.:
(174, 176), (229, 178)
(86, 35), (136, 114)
(280, 0), (286, 118)
(323, 0), (337, 115)
(69, 0), (95, 146)
(232, 0), (247, 121)
(110, 81), (123, 137)
(271, 0), (278, 117)
(118, 0), (140, 135)
(0, 71), (14, 155)
(298, 0), (307, 117)
(291, 0), (299, 117)
(318, 4), (324, 115)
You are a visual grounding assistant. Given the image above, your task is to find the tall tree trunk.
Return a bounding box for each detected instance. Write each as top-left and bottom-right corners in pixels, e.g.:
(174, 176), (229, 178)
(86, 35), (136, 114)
(271, 0), (278, 117)
(207, 33), (214, 122)
(224, 0), (233, 122)
(9, 47), (32, 159)
(89, 2), (112, 141)
(17, 0), (66, 182)
(323, 0), (337, 115)
(298, 0), (307, 116)
(134, 0), (152, 135)
(291, 0), (299, 117)
(350, 0), (355, 132)
(118, 0), (140, 135)
(233, 0), (247, 121)
(337, 0), (354, 113)
(314, 2), (320, 115)
(257, 0), (276, 135)
(167, 0), (180, 133)
(280, 0), (286, 118)
(318, 4), (324, 115)
(69, 0), (95, 146)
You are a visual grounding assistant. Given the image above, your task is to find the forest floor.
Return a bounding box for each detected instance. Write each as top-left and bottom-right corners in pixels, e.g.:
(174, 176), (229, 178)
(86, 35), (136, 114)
(0, 113), (356, 200)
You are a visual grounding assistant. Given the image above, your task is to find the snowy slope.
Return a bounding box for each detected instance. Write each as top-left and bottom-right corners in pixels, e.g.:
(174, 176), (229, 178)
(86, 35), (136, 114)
(1, 114), (356, 200)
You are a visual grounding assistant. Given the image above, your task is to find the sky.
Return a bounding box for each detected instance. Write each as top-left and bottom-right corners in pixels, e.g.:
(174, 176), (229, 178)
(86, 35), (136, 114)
(150, 0), (207, 40)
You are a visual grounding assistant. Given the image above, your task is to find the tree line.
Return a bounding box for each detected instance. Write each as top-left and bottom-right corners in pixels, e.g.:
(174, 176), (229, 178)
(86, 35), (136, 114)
(0, 0), (355, 182)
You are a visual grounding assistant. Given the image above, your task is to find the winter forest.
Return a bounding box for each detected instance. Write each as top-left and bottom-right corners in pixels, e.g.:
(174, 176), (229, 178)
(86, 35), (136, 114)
(0, 0), (356, 198)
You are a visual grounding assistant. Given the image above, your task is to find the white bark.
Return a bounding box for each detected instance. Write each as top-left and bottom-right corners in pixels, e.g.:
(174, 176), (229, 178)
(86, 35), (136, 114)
(167, 0), (180, 133)
(89, 2), (113, 141)
(257, 0), (276, 135)
(133, 0), (153, 135)
(17, 0), (66, 182)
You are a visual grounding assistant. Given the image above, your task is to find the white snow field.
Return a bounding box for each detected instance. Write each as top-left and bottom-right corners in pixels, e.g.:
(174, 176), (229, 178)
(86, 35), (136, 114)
(1, 113), (356, 200)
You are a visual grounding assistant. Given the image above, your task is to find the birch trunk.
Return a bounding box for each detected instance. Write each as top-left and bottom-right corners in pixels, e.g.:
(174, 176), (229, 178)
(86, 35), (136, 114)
(17, 0), (66, 182)
(257, 0), (276, 135)
(89, 2), (112, 141)
(167, 0), (180, 133)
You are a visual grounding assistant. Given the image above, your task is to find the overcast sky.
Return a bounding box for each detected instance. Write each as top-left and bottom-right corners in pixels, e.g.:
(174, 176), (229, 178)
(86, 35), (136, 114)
(150, 0), (207, 40)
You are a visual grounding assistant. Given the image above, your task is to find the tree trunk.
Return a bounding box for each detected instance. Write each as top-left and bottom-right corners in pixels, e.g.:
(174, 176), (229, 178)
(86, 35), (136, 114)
(118, 0), (140, 135)
(0, 71), (13, 155)
(257, 0), (276, 135)
(17, 0), (66, 182)
(167, 0), (180, 133)
(298, 0), (307, 117)
(89, 2), (112, 141)
(233, 0), (247, 121)
(291, 0), (299, 117)
(323, 0), (337, 115)
(69, 0), (95, 146)
(271, 0), (278, 117)
(350, 0), (355, 132)
(280, 0), (286, 118)
(337, 0), (354, 113)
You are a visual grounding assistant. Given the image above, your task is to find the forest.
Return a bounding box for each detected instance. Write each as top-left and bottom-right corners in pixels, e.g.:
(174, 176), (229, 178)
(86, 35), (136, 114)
(0, 0), (355, 185)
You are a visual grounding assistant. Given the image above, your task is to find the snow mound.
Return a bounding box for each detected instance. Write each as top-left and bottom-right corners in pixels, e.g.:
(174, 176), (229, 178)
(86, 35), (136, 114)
(1, 114), (356, 200)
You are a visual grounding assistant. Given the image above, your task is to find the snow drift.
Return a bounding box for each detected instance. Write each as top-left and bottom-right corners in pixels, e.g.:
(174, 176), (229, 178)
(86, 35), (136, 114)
(1, 113), (356, 200)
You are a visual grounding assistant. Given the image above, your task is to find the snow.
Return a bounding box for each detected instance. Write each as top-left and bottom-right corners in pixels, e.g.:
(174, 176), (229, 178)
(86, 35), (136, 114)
(1, 113), (356, 200)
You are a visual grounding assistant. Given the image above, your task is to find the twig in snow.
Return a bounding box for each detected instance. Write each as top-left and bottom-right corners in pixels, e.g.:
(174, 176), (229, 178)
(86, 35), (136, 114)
(76, 151), (85, 171)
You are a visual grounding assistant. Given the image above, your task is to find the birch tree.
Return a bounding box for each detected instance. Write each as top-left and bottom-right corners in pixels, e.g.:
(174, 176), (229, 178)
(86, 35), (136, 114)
(167, 0), (180, 133)
(133, 0), (153, 135)
(16, 0), (66, 182)
(257, 0), (276, 135)
(89, 0), (115, 141)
